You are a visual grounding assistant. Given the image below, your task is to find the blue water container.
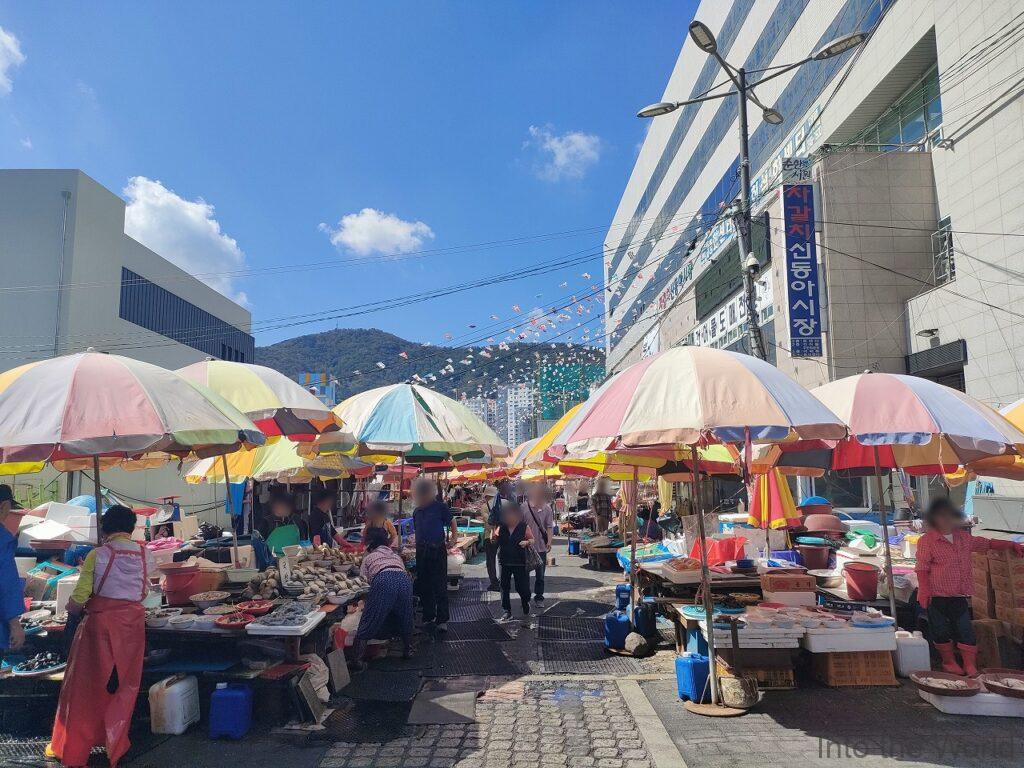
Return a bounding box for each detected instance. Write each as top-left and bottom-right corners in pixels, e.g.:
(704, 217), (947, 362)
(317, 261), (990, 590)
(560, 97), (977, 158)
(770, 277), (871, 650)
(614, 584), (631, 611)
(632, 604), (656, 637)
(209, 683), (253, 739)
(603, 610), (631, 650)
(567, 539), (581, 556)
(685, 626), (709, 655)
(675, 653), (710, 702)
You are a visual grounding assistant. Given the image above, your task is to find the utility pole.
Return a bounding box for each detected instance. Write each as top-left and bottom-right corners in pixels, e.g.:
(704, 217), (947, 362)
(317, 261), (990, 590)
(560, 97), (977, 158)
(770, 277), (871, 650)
(733, 66), (766, 360)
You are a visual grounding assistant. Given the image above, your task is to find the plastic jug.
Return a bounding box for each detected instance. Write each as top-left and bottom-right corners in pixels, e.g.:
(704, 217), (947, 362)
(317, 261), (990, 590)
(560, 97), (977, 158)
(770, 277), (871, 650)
(614, 584), (631, 611)
(209, 683), (253, 739)
(603, 609), (631, 650)
(894, 631), (931, 677)
(567, 539), (580, 556)
(632, 603), (656, 637)
(149, 675), (200, 735)
(675, 653), (710, 702)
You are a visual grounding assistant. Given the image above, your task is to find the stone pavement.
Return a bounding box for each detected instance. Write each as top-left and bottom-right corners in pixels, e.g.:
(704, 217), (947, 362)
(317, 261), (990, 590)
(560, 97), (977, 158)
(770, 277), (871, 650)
(321, 680), (657, 768)
(641, 677), (1024, 768)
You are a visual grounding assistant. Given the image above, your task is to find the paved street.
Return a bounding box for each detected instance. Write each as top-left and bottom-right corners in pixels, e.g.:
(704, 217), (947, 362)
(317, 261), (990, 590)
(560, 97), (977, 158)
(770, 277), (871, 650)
(9, 539), (1022, 768)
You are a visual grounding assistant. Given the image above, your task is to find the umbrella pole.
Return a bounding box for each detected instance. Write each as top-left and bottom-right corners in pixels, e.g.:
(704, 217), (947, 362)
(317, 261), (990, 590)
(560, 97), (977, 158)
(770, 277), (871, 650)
(92, 455), (102, 544)
(872, 446), (898, 619)
(691, 444), (719, 705)
(628, 465), (639, 624)
(221, 454), (240, 566)
(398, 452), (406, 517)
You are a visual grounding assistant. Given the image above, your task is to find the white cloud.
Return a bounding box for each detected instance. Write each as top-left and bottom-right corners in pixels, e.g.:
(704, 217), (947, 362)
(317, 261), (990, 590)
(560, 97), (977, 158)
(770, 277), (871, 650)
(0, 26), (26, 96)
(123, 176), (249, 306)
(19, 137), (31, 149)
(525, 125), (601, 182)
(319, 208), (434, 257)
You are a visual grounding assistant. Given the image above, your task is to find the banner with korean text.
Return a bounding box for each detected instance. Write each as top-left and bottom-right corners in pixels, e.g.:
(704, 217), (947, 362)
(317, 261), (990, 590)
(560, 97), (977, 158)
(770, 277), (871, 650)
(782, 181), (822, 357)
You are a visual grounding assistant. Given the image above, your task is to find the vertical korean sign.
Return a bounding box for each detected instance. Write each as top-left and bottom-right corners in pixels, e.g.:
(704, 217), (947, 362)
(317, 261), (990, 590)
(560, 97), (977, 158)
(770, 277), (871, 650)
(782, 168), (822, 357)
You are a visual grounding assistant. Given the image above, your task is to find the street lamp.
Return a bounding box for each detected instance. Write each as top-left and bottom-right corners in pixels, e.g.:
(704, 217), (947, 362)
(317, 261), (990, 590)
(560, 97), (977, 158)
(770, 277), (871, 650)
(638, 22), (866, 360)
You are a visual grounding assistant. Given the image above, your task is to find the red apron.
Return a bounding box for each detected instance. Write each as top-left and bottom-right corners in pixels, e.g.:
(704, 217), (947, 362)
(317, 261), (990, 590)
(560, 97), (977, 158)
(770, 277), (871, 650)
(50, 594), (146, 766)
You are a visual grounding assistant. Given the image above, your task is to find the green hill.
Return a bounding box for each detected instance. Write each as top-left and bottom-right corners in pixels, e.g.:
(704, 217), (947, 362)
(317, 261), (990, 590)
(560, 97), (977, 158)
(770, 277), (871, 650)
(255, 327), (605, 400)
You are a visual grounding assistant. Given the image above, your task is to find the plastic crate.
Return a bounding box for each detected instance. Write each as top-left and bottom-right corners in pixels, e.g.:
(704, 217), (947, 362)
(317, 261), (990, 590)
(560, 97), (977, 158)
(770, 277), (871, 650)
(812, 651), (897, 687)
(715, 660), (795, 690)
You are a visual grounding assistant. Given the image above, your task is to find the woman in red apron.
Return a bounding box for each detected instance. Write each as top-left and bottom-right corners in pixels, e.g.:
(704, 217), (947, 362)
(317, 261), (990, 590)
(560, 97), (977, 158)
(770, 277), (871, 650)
(50, 505), (153, 767)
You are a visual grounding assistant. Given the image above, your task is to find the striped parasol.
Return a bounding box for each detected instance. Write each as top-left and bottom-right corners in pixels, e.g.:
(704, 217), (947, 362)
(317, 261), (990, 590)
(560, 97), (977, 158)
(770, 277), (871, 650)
(177, 359), (342, 440)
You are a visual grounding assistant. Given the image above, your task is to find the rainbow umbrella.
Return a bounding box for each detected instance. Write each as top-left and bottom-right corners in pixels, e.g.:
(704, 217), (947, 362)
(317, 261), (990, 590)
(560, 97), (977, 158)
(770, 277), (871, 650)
(186, 439), (373, 484)
(177, 359), (342, 441)
(0, 351), (264, 541)
(548, 347), (846, 708)
(307, 383), (507, 513)
(948, 398), (1024, 483)
(755, 372), (1024, 615)
(747, 469), (801, 530)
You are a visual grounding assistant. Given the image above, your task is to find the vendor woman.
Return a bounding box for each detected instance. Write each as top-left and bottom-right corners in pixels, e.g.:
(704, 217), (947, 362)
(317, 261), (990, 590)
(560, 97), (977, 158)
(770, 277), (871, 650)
(915, 497), (1022, 676)
(351, 526), (414, 668)
(257, 492), (310, 541)
(50, 505), (155, 768)
(362, 500), (399, 548)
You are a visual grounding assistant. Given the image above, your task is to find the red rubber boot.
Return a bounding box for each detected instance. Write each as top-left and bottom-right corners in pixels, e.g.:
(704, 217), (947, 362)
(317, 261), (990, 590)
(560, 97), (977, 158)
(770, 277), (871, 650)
(957, 643), (979, 676)
(935, 641), (964, 674)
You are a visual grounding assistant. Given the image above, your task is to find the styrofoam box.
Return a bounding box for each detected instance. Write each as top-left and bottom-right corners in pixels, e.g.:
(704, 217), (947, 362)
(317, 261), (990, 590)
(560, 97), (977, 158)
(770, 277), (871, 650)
(919, 689), (1024, 717)
(801, 626), (897, 653)
(762, 589), (817, 607)
(246, 610), (325, 637)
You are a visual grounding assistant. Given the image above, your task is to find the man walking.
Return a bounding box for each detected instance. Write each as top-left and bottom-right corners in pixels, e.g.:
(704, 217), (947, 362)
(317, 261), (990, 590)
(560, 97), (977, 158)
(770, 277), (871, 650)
(412, 478), (457, 631)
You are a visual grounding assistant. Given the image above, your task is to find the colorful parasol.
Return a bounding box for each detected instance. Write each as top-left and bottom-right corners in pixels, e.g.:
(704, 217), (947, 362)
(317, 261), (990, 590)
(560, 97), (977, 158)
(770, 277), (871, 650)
(548, 347), (846, 457)
(746, 469), (801, 530)
(308, 383), (508, 467)
(186, 440), (373, 484)
(547, 347), (846, 708)
(176, 359), (342, 440)
(947, 397), (1024, 483)
(0, 351), (264, 541)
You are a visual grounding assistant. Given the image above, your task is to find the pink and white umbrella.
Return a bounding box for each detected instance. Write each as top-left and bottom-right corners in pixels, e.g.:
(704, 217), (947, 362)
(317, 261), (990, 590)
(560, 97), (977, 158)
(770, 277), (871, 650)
(549, 346), (847, 457)
(811, 372), (1024, 617)
(546, 346), (846, 708)
(0, 351), (265, 541)
(813, 372), (1024, 460)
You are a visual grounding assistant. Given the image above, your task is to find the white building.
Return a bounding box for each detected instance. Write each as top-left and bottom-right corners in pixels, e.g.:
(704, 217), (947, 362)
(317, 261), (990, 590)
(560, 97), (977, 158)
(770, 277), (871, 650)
(606, 0), (1024, 500)
(499, 383), (536, 448)
(0, 169), (254, 513)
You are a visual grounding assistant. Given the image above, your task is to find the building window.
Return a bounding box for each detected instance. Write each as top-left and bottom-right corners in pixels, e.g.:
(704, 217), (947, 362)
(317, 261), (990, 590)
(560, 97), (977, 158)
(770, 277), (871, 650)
(119, 268), (254, 360)
(851, 65), (942, 150)
(931, 217), (956, 286)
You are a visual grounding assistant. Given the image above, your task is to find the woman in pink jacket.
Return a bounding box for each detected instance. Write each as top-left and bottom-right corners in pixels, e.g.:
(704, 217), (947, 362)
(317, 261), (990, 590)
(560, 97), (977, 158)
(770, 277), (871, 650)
(915, 498), (1022, 675)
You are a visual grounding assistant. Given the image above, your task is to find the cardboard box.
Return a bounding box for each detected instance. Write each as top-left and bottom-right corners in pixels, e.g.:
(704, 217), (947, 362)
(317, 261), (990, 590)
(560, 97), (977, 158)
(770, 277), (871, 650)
(972, 552), (990, 572)
(988, 550), (1012, 576)
(760, 573), (815, 592)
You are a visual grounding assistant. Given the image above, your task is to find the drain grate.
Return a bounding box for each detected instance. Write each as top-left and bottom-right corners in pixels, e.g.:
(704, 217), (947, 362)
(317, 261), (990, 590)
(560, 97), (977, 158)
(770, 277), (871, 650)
(541, 599), (614, 617)
(341, 668), (424, 702)
(539, 641), (645, 675)
(537, 616), (606, 641)
(425, 641), (525, 677)
(447, 602), (494, 623)
(435, 620), (509, 642)
(314, 700), (413, 743)
(449, 589), (485, 603)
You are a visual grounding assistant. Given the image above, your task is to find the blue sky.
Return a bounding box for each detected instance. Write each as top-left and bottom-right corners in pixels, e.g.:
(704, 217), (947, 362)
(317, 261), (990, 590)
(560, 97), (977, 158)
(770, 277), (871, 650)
(0, 2), (696, 349)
